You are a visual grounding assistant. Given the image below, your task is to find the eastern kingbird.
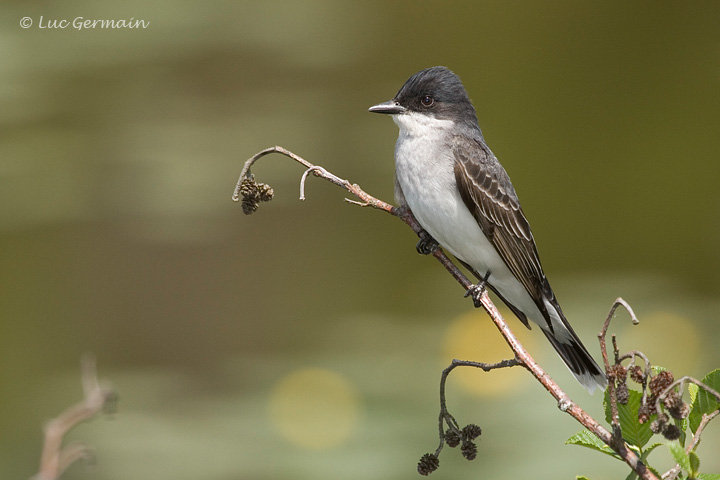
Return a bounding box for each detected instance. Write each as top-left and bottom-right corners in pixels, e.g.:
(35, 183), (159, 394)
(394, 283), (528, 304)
(369, 66), (606, 392)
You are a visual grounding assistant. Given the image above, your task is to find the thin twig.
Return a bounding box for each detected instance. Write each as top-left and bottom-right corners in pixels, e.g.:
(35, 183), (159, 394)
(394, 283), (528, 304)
(655, 375), (720, 432)
(659, 377), (720, 480)
(54, 444), (94, 477)
(616, 350), (652, 415)
(598, 298), (640, 446)
(232, 146), (395, 213)
(435, 358), (521, 455)
(688, 410), (719, 452)
(616, 350), (652, 369)
(233, 147), (658, 480)
(34, 354), (114, 480)
(654, 376), (720, 427)
(299, 166), (328, 200)
(232, 146), (312, 202)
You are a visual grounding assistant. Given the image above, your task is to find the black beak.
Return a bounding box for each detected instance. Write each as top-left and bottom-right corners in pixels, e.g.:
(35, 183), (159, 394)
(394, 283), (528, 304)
(368, 100), (406, 115)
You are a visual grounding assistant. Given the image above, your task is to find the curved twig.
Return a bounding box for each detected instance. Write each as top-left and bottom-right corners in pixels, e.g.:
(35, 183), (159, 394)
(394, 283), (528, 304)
(616, 349), (653, 416)
(654, 376), (720, 422)
(299, 166), (329, 200)
(616, 350), (652, 369)
(232, 146), (312, 202)
(600, 298), (639, 341)
(232, 146), (394, 212)
(434, 358), (521, 456)
(689, 410), (719, 452)
(598, 298), (640, 445)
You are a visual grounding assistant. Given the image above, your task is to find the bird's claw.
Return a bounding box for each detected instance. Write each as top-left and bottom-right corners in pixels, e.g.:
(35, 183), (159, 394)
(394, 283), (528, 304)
(464, 271), (491, 308)
(416, 231), (439, 255)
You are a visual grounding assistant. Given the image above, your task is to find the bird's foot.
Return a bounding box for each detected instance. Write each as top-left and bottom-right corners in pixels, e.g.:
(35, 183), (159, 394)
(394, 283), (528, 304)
(416, 231), (439, 255)
(464, 271), (491, 308)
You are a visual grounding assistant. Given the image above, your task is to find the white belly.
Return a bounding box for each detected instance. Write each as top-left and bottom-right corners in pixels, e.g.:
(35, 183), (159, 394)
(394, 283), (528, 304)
(393, 121), (546, 327)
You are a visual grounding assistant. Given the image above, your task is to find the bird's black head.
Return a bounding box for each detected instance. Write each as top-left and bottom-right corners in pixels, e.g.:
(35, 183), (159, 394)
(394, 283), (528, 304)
(369, 66), (479, 129)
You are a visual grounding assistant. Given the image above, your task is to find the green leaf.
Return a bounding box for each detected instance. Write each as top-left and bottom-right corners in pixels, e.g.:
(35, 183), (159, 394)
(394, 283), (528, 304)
(566, 429), (618, 458)
(689, 451), (700, 477)
(675, 417), (688, 447)
(689, 383), (699, 407)
(697, 474), (720, 480)
(689, 370), (720, 434)
(667, 442), (691, 473)
(649, 467), (662, 478)
(576, 476), (592, 480)
(640, 442), (663, 462)
(623, 471), (638, 480)
(604, 388), (654, 448)
(635, 444), (664, 479)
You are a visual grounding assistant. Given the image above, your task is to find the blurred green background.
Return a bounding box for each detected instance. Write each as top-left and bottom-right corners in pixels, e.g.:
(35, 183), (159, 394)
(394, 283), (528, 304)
(2, 1), (720, 479)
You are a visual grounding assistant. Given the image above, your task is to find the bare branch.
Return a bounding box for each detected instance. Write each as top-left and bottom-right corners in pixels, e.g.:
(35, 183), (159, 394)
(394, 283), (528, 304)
(299, 166), (328, 200)
(435, 358), (521, 454)
(233, 147), (658, 480)
(232, 146), (394, 213)
(616, 350), (652, 369)
(688, 410), (719, 452)
(34, 354), (114, 480)
(598, 298), (640, 446)
(601, 298), (640, 337)
(653, 375), (720, 426)
(232, 146), (313, 202)
(55, 444), (95, 477)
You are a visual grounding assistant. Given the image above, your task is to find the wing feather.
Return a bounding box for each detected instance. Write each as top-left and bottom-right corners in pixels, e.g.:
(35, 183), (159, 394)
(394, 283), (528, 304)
(452, 135), (553, 328)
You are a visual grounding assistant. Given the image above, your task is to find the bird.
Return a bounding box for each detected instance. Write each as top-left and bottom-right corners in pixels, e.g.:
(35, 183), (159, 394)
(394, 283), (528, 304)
(369, 66), (606, 392)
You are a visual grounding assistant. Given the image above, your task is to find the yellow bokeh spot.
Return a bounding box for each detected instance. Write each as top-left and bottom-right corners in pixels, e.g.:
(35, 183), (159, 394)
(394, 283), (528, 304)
(442, 309), (536, 397)
(617, 311), (701, 374)
(268, 368), (361, 449)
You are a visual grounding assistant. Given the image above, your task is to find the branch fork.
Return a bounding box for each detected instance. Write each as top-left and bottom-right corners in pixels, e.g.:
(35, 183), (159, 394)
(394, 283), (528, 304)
(34, 354), (116, 480)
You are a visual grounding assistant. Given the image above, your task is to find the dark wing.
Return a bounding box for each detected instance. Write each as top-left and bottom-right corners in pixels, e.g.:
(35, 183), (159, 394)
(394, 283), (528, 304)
(452, 135), (553, 329)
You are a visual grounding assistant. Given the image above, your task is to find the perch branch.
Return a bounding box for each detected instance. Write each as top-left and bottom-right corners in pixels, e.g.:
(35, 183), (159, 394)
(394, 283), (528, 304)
(233, 147), (656, 479)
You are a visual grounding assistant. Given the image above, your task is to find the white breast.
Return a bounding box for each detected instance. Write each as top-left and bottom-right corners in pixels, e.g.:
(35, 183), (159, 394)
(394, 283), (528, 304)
(392, 111), (546, 328)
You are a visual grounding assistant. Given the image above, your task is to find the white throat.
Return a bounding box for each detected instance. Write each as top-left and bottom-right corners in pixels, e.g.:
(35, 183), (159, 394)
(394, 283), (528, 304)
(392, 111), (455, 138)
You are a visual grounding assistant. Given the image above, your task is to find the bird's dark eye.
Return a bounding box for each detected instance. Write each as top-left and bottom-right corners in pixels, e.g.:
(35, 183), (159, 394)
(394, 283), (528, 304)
(420, 95), (435, 107)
